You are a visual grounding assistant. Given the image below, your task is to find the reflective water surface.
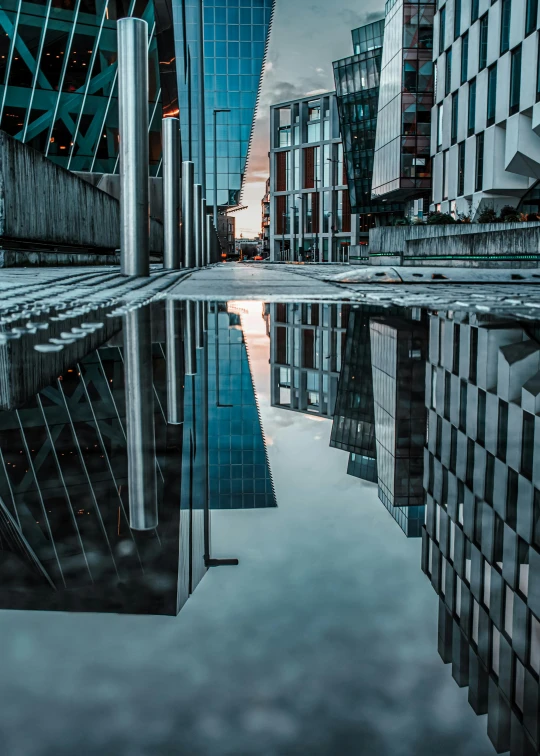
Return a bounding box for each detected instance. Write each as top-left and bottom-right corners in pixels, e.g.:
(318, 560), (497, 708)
(0, 299), (539, 755)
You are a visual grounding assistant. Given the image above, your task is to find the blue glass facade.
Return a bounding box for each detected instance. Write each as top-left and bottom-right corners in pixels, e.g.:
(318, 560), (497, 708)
(0, 0), (167, 175)
(173, 0), (274, 208)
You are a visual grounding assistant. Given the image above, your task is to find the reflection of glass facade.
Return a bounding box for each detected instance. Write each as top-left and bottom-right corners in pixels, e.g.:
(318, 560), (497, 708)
(370, 317), (427, 536)
(422, 312), (540, 753)
(371, 0), (434, 203)
(269, 303), (349, 418)
(173, 0), (274, 207)
(333, 21), (402, 223)
(0, 0), (166, 175)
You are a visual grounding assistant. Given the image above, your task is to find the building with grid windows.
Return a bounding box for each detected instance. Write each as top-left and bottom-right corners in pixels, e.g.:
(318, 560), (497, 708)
(333, 20), (403, 233)
(0, 0), (177, 176)
(173, 0), (274, 209)
(371, 0), (435, 214)
(422, 311), (540, 753)
(431, 0), (540, 218)
(269, 92), (360, 262)
(269, 303), (349, 417)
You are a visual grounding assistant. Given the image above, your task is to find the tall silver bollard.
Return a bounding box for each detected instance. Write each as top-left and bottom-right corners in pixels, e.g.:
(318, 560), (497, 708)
(166, 300), (184, 424)
(162, 117), (181, 269)
(194, 184), (203, 268)
(205, 214), (212, 266)
(184, 300), (197, 375)
(201, 198), (207, 268)
(118, 18), (149, 276)
(182, 161), (195, 268)
(123, 307), (158, 529)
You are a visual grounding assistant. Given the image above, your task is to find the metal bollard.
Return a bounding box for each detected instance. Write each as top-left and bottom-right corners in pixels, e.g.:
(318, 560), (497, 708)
(162, 117), (181, 269)
(182, 161), (195, 268)
(205, 214), (212, 266)
(194, 184), (203, 268)
(118, 18), (149, 277)
(201, 198), (207, 267)
(123, 307), (158, 529)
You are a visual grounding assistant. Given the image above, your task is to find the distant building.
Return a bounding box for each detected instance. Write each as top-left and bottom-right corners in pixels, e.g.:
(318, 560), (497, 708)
(217, 213), (235, 257)
(333, 19), (403, 237)
(269, 92), (360, 262)
(422, 311), (540, 753)
(261, 177), (271, 256)
(371, 0), (435, 217)
(236, 237), (261, 257)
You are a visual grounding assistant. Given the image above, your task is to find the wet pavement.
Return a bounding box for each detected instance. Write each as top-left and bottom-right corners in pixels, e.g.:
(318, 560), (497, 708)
(0, 291), (539, 754)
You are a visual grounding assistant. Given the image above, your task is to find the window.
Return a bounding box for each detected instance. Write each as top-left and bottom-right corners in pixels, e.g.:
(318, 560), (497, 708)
(475, 131), (484, 192)
(485, 452), (495, 505)
(444, 371), (451, 419)
(526, 0), (538, 37)
(479, 14), (488, 70)
(439, 6), (446, 55)
(468, 78), (476, 136)
(453, 323), (460, 372)
(466, 438), (475, 488)
(461, 32), (469, 84)
(477, 389), (486, 445)
(451, 92), (459, 145)
(497, 400), (508, 461)
(522, 411), (535, 479)
(454, 0), (462, 39)
(459, 380), (467, 431)
(487, 64), (497, 126)
(500, 0), (511, 54)
(507, 468), (518, 529)
(505, 584), (514, 637)
(437, 103), (443, 150)
(445, 48), (452, 96)
(471, 0), (479, 24)
(510, 45), (522, 115)
(458, 141), (466, 195)
(450, 426), (458, 473)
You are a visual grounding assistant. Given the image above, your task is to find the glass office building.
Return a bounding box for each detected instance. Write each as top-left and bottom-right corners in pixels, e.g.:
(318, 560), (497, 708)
(0, 0), (172, 176)
(333, 20), (402, 227)
(173, 0), (274, 209)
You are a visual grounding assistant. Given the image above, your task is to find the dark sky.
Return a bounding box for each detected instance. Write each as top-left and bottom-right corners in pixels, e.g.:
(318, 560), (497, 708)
(238, 0), (386, 237)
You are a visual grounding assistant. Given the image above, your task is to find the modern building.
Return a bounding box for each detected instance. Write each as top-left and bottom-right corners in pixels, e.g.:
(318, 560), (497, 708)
(431, 0), (540, 218)
(371, 0), (435, 215)
(0, 0), (175, 176)
(370, 316), (428, 537)
(422, 311), (540, 752)
(261, 176), (270, 255)
(217, 212), (235, 257)
(269, 92), (360, 262)
(269, 302), (349, 417)
(173, 0), (274, 210)
(333, 19), (403, 235)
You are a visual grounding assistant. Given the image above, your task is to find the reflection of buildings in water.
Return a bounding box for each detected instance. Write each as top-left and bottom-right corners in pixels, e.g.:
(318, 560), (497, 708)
(269, 303), (350, 418)
(370, 317), (428, 538)
(0, 302), (274, 615)
(421, 312), (540, 754)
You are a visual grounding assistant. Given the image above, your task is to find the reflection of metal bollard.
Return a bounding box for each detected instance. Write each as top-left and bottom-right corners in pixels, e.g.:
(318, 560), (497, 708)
(183, 300), (197, 375)
(118, 18), (149, 276)
(123, 307), (158, 529)
(206, 214), (212, 266)
(194, 184), (203, 268)
(166, 300), (184, 424)
(182, 161), (194, 268)
(162, 117), (181, 269)
(196, 301), (205, 349)
(201, 198), (207, 268)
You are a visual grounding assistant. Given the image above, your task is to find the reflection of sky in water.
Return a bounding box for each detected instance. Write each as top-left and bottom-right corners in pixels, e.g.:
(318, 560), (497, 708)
(0, 302), (494, 756)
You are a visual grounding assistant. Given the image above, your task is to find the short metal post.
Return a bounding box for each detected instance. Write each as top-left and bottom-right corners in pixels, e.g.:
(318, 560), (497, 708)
(182, 160), (194, 268)
(184, 300), (197, 375)
(194, 184), (203, 268)
(166, 300), (184, 424)
(118, 18), (149, 277)
(123, 307), (158, 529)
(201, 198), (207, 267)
(205, 213), (212, 266)
(162, 117), (181, 269)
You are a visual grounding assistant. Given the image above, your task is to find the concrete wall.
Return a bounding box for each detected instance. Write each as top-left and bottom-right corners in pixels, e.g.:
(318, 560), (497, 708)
(0, 132), (163, 256)
(369, 222), (540, 267)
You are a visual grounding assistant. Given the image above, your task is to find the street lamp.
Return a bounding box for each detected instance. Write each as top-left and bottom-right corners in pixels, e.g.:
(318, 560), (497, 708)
(213, 108), (231, 232)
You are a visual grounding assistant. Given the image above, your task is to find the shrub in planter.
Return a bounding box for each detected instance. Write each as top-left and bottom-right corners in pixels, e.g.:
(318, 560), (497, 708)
(500, 204), (521, 223)
(427, 212), (456, 224)
(526, 212), (540, 222)
(477, 206), (499, 224)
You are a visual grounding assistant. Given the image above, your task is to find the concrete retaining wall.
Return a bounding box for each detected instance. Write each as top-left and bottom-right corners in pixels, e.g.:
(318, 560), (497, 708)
(369, 222), (540, 267)
(0, 131), (163, 256)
